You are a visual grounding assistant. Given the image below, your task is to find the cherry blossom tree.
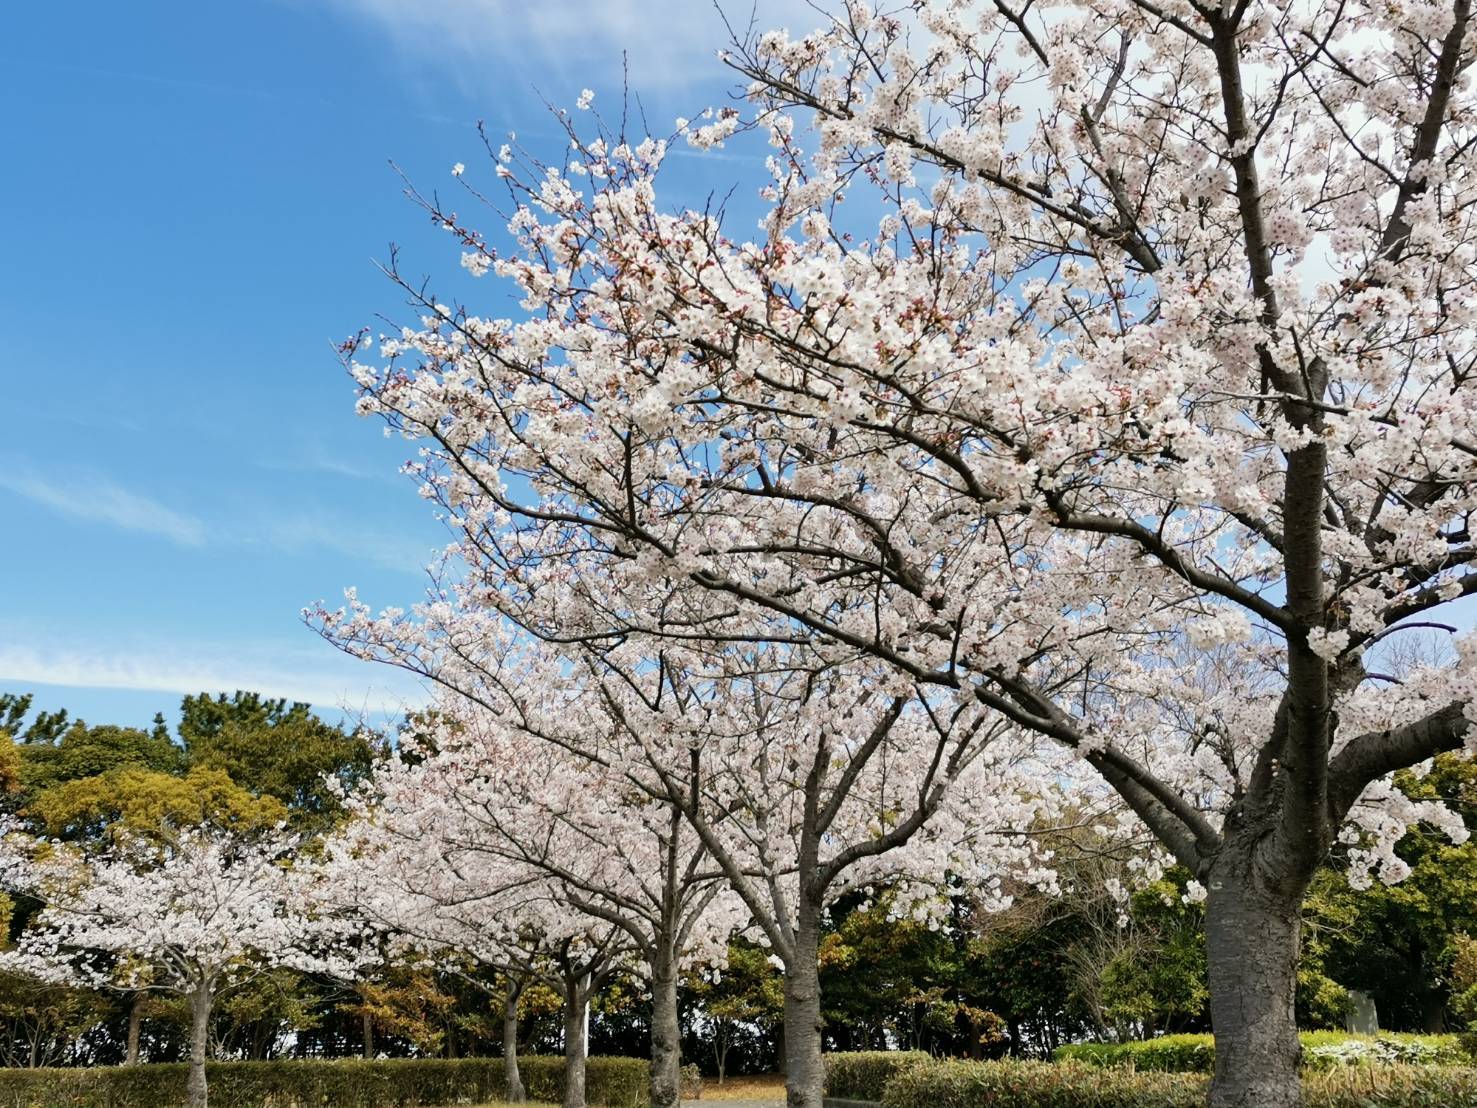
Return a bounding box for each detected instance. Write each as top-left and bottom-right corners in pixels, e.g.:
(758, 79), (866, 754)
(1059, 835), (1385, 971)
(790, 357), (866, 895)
(333, 703), (743, 1108)
(319, 722), (723, 1108)
(320, 829), (628, 1108)
(315, 614), (1058, 1108)
(0, 828), (323, 1108)
(324, 0), (1477, 1102)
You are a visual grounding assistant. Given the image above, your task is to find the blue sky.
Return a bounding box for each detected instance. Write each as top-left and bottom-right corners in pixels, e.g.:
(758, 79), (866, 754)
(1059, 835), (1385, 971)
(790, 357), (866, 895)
(0, 0), (804, 732)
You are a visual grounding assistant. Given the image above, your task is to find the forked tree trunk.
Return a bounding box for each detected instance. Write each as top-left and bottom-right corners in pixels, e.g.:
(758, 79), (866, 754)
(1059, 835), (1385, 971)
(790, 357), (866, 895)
(1205, 852), (1304, 1108)
(186, 982), (212, 1108)
(782, 908), (824, 1108)
(562, 995), (589, 1108)
(649, 946), (682, 1108)
(504, 979), (526, 1103)
(124, 994), (143, 1065)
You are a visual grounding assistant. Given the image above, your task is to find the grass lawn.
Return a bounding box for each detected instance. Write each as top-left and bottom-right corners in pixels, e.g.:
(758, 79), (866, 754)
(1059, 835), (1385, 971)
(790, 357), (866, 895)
(699, 1073), (787, 1099)
(319, 1088), (799, 1108)
(467, 1073), (791, 1106)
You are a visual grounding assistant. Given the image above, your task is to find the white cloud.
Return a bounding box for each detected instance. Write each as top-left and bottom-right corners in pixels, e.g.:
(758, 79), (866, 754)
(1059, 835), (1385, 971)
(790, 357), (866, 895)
(0, 465), (436, 574)
(308, 0), (812, 93)
(0, 638), (426, 721)
(0, 471), (207, 547)
(256, 513), (445, 575)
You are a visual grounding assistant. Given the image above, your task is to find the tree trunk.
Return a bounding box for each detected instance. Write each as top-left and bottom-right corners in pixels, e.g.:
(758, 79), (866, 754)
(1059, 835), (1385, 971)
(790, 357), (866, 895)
(125, 994), (143, 1065)
(782, 908), (824, 1108)
(562, 995), (589, 1108)
(1421, 992), (1447, 1033)
(649, 946), (682, 1108)
(186, 983), (212, 1108)
(1205, 860), (1303, 1108)
(361, 1008), (374, 1061)
(504, 980), (526, 1103)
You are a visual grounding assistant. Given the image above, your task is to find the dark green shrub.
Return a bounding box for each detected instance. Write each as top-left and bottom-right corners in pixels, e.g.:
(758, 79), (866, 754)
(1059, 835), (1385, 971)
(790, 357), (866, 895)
(1053, 1031), (1468, 1073)
(879, 1059), (1477, 1108)
(824, 1051), (932, 1100)
(0, 1055), (649, 1107)
(1462, 1030), (1477, 1064)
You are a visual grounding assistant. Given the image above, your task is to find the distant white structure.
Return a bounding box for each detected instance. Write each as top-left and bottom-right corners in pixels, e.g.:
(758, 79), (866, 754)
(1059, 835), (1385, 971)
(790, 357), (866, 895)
(1346, 991), (1379, 1035)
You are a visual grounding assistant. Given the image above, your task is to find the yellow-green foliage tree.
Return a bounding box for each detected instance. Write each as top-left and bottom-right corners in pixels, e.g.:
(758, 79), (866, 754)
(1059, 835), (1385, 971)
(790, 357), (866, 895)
(30, 766), (288, 844)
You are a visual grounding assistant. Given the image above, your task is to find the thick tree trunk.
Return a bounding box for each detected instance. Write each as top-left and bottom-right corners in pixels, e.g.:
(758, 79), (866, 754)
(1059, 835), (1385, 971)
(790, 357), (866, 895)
(1205, 862), (1303, 1108)
(125, 994), (143, 1065)
(562, 995), (589, 1108)
(504, 980), (526, 1103)
(782, 909), (825, 1108)
(361, 1008), (374, 1061)
(186, 983), (212, 1108)
(649, 947), (682, 1108)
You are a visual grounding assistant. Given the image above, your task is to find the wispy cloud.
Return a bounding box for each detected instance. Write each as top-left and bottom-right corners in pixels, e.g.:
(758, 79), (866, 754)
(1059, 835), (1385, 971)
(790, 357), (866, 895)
(253, 445), (401, 484)
(0, 638), (426, 720)
(0, 465), (436, 574)
(0, 470), (207, 547)
(256, 513), (445, 575)
(306, 0), (811, 93)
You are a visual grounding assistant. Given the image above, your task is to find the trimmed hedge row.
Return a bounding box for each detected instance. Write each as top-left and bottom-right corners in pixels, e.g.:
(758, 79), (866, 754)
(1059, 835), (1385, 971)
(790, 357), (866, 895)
(879, 1059), (1477, 1108)
(1053, 1031), (1469, 1073)
(0, 1055), (650, 1107)
(824, 1051), (932, 1100)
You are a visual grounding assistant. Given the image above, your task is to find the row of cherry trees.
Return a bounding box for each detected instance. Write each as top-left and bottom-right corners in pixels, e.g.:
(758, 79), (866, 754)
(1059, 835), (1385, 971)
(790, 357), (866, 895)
(309, 0), (1477, 1103)
(308, 645), (1064, 1108)
(0, 674), (1057, 1108)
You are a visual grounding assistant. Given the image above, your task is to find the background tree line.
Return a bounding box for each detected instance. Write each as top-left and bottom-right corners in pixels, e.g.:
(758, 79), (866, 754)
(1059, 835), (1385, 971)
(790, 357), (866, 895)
(0, 689), (1473, 1079)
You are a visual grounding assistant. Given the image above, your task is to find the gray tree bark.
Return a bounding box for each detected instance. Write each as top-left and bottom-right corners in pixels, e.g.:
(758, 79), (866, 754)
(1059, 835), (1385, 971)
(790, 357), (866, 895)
(186, 982), (212, 1108)
(562, 993), (589, 1108)
(504, 978), (526, 1103)
(782, 909), (824, 1108)
(124, 994), (143, 1065)
(1205, 851), (1303, 1108)
(649, 945), (682, 1108)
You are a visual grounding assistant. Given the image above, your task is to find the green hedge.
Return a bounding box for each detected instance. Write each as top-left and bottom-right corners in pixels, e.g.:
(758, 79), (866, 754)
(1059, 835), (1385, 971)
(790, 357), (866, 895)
(824, 1051), (932, 1100)
(0, 1055), (650, 1107)
(880, 1059), (1477, 1108)
(1053, 1032), (1469, 1073)
(881, 1061), (1204, 1108)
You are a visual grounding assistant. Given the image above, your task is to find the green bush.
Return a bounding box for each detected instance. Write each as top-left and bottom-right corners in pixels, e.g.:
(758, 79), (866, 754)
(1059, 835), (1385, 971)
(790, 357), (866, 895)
(824, 1051), (932, 1100)
(881, 1059), (1477, 1108)
(0, 1055), (650, 1107)
(880, 1060), (1206, 1108)
(1308, 1066), (1477, 1106)
(1053, 1031), (1468, 1073)
(1054, 1034), (1213, 1073)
